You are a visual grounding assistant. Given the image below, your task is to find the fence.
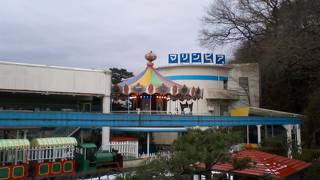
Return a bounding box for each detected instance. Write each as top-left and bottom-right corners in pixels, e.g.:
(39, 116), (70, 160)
(0, 146), (75, 165)
(0, 149), (28, 165)
(101, 141), (139, 159)
(29, 146), (75, 162)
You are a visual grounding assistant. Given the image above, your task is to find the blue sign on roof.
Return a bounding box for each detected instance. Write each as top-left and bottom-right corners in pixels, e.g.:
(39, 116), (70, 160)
(168, 53), (225, 64)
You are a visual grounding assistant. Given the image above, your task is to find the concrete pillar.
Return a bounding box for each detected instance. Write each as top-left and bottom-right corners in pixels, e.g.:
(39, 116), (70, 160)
(147, 132), (150, 156)
(284, 125), (293, 158)
(271, 125), (274, 137)
(80, 129), (84, 144)
(264, 125), (268, 139)
(246, 125), (250, 144)
(257, 125), (262, 144)
(23, 130), (27, 139)
(16, 130), (19, 139)
(193, 175), (200, 180)
(296, 124), (302, 152)
(102, 96), (111, 150)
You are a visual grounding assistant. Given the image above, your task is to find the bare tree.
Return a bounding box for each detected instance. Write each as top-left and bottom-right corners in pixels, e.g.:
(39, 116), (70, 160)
(200, 0), (284, 48)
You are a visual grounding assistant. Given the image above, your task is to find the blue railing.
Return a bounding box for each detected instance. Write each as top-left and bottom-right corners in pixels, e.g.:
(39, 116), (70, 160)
(0, 111), (302, 127)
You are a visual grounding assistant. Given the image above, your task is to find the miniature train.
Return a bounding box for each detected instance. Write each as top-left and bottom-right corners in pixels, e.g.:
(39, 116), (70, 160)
(0, 137), (123, 179)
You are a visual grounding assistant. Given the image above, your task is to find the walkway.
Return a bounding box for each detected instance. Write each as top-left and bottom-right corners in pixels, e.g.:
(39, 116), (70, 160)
(0, 111), (302, 127)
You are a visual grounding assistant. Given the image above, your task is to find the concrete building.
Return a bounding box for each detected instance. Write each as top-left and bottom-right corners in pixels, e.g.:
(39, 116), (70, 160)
(150, 63), (260, 146)
(0, 57), (301, 157)
(0, 61), (112, 147)
(157, 63), (260, 116)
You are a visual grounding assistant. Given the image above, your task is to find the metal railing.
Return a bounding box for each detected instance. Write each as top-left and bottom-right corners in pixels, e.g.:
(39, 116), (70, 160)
(111, 110), (218, 116)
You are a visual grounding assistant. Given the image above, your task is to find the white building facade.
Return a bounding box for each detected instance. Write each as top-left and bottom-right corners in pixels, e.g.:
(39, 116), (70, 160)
(157, 63), (260, 116)
(0, 61), (112, 147)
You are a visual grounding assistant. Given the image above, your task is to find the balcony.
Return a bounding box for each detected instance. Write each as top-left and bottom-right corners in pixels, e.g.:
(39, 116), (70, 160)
(206, 89), (240, 100)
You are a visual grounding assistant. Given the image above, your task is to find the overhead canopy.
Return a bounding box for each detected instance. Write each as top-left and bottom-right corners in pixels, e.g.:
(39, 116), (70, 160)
(112, 51), (203, 100)
(31, 137), (77, 147)
(0, 139), (30, 150)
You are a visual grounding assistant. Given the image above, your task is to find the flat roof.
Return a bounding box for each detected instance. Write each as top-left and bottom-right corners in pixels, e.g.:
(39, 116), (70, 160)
(0, 60), (111, 74)
(156, 64), (233, 70)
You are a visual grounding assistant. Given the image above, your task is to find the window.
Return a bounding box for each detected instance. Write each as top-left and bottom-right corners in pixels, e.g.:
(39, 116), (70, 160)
(223, 80), (228, 90)
(239, 77), (249, 89)
(220, 104), (229, 116)
(81, 103), (92, 112)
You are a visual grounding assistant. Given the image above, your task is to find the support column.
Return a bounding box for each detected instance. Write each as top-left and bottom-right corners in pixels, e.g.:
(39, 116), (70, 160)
(271, 125), (274, 137)
(16, 130), (20, 139)
(102, 96), (111, 150)
(264, 125), (268, 139)
(246, 125), (250, 144)
(257, 125), (261, 144)
(296, 124), (302, 152)
(80, 129), (84, 144)
(23, 130), (27, 139)
(284, 125), (293, 158)
(147, 132), (150, 156)
(193, 174), (200, 180)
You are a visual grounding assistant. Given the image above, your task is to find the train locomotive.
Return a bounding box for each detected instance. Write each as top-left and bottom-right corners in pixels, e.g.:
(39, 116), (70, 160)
(0, 137), (123, 179)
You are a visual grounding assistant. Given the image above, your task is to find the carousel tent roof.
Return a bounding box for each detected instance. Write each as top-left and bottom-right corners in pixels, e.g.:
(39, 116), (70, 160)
(119, 64), (180, 89)
(114, 51), (202, 99)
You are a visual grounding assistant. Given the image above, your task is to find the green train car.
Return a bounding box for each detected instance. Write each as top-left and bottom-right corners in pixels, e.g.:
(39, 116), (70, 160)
(75, 143), (123, 174)
(0, 138), (123, 179)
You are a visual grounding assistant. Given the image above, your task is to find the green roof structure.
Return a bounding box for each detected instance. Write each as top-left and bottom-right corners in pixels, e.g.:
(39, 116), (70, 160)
(79, 143), (97, 149)
(0, 139), (30, 150)
(31, 137), (77, 147)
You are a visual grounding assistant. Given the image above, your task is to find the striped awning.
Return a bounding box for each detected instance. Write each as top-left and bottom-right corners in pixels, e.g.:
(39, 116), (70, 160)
(31, 137), (77, 147)
(112, 51), (203, 100)
(0, 139), (30, 150)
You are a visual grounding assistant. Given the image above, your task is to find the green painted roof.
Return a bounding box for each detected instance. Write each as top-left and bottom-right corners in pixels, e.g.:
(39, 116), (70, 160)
(79, 143), (97, 149)
(31, 137), (77, 147)
(0, 139), (30, 150)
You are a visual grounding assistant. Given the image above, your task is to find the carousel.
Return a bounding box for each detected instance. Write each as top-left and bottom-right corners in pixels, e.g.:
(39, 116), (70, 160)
(112, 51), (203, 114)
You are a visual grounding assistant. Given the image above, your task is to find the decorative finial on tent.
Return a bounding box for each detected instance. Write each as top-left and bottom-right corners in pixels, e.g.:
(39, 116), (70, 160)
(145, 51), (157, 63)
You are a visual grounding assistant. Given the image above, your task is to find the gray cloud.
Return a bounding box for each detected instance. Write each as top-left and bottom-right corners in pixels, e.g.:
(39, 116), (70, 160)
(0, 0), (232, 74)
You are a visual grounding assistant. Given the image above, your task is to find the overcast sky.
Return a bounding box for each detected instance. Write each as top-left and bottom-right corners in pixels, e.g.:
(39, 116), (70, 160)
(0, 0), (234, 73)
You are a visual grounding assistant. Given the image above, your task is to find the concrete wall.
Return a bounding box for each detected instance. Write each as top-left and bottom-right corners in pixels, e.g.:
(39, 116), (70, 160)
(0, 61), (111, 96)
(157, 63), (260, 116)
(157, 65), (231, 115)
(228, 63), (260, 108)
(152, 132), (178, 145)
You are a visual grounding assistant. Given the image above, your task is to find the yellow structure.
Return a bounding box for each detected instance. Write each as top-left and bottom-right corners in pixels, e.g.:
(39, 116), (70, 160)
(229, 106), (250, 116)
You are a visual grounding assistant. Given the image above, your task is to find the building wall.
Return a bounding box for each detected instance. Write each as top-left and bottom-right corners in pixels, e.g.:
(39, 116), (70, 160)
(157, 65), (231, 115)
(228, 63), (260, 108)
(157, 63), (260, 116)
(0, 61), (111, 96)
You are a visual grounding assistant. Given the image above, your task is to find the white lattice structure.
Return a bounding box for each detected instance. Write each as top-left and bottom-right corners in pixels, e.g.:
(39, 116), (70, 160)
(101, 140), (139, 159)
(29, 146), (75, 162)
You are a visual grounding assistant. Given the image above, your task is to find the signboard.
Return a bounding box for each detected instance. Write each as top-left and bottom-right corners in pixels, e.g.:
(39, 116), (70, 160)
(168, 53), (225, 64)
